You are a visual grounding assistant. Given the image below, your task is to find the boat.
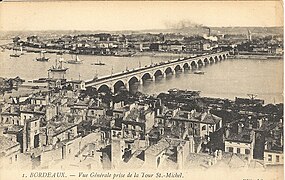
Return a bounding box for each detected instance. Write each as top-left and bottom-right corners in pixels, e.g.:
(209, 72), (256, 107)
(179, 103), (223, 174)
(114, 52), (135, 57)
(91, 60), (105, 66)
(36, 51), (49, 62)
(49, 58), (68, 72)
(10, 48), (21, 57)
(10, 53), (21, 58)
(66, 55), (83, 64)
(194, 71), (205, 75)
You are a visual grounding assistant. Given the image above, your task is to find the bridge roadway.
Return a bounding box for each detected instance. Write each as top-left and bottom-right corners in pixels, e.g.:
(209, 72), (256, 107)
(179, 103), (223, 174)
(85, 51), (230, 93)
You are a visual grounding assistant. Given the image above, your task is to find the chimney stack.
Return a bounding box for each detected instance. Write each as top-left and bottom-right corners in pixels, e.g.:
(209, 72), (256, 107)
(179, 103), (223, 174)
(237, 123), (244, 134)
(257, 118), (263, 129)
(225, 124), (230, 138)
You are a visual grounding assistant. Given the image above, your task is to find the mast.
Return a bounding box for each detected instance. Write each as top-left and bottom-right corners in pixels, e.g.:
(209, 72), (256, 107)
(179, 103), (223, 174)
(55, 57), (58, 69)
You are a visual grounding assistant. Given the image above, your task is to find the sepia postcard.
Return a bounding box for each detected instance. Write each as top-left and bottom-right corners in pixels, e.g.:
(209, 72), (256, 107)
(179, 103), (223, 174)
(0, 1), (284, 180)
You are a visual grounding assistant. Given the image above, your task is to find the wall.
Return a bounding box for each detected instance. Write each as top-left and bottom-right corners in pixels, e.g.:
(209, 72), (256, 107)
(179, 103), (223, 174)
(225, 140), (253, 159)
(264, 151), (284, 165)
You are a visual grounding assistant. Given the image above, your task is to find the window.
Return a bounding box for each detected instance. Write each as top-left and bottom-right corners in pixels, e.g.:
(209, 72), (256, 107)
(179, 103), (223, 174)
(268, 155), (272, 162)
(91, 111), (94, 115)
(245, 149), (250, 155)
(228, 147), (233, 152)
(15, 155), (17, 161)
(35, 122), (37, 126)
(69, 149), (71, 154)
(237, 148), (240, 154)
(91, 150), (95, 156)
(276, 155), (280, 162)
(24, 115), (26, 120)
(202, 125), (206, 131)
(190, 123), (193, 128)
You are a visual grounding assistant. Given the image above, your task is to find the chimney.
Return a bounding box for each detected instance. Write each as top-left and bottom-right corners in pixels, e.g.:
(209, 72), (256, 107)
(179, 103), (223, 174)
(225, 127), (230, 138)
(208, 28), (211, 37)
(257, 119), (263, 129)
(237, 123), (244, 134)
(225, 123), (230, 138)
(145, 134), (150, 147)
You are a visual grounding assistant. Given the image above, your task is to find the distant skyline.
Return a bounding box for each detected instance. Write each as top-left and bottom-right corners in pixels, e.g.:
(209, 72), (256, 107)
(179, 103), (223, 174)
(0, 1), (283, 31)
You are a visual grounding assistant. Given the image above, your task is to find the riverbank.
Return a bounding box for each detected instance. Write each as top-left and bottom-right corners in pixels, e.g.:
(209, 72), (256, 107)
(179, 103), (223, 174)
(229, 54), (283, 60)
(2, 44), (202, 58)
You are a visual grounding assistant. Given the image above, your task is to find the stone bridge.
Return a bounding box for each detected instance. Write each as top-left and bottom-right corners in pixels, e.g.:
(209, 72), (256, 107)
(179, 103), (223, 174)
(85, 51), (230, 93)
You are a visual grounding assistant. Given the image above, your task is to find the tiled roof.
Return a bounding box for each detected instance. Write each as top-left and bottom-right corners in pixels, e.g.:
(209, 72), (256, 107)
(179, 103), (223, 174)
(225, 128), (254, 143)
(145, 138), (169, 156)
(173, 110), (221, 125)
(0, 136), (19, 153)
(47, 121), (77, 137)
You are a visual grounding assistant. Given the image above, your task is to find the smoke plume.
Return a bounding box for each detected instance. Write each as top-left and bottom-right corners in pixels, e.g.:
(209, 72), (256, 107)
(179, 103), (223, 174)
(164, 20), (203, 29)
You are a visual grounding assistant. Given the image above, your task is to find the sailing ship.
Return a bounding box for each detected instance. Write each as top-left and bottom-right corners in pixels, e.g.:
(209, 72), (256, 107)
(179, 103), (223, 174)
(49, 58), (68, 72)
(36, 51), (49, 62)
(66, 55), (83, 64)
(10, 48), (21, 57)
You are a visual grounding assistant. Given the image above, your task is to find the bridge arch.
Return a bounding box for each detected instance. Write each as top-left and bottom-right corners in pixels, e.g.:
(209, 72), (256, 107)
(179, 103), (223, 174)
(164, 67), (174, 75)
(174, 64), (182, 72)
(203, 58), (210, 65)
(113, 80), (126, 94)
(190, 61), (198, 69)
(183, 62), (190, 70)
(128, 76), (140, 92)
(154, 69), (164, 78)
(128, 76), (139, 85)
(98, 84), (112, 93)
(141, 72), (153, 81)
(197, 59), (204, 67)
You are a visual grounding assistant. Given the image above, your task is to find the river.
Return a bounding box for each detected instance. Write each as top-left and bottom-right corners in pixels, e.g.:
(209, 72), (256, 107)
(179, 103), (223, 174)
(0, 49), (283, 104)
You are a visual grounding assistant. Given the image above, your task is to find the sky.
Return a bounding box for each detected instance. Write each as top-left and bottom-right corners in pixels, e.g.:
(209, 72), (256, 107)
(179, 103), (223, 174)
(0, 1), (283, 31)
